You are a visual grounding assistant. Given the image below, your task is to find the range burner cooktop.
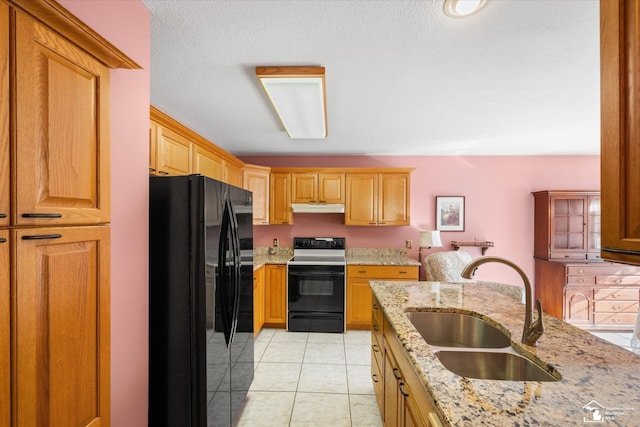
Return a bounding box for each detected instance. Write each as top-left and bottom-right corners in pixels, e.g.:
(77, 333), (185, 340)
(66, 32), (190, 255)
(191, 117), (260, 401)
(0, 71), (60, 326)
(288, 237), (346, 266)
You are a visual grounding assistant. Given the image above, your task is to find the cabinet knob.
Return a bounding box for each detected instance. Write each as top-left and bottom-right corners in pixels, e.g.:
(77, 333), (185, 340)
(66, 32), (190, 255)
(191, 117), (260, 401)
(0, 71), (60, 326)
(372, 374), (379, 383)
(372, 344), (380, 353)
(612, 305), (621, 311)
(612, 293), (620, 299)
(578, 269), (585, 273)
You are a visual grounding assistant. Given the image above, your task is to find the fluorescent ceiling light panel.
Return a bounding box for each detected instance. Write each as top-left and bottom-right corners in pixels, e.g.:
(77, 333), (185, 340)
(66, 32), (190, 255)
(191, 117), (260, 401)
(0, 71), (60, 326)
(256, 66), (327, 139)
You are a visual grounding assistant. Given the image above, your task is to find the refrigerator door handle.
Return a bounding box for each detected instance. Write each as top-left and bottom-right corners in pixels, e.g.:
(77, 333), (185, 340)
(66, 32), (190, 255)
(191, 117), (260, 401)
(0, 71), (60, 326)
(218, 199), (234, 347)
(227, 201), (242, 341)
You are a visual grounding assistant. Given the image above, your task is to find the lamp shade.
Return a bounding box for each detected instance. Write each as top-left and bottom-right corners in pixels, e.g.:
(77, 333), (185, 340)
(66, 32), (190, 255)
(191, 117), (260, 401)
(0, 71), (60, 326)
(419, 230), (443, 248)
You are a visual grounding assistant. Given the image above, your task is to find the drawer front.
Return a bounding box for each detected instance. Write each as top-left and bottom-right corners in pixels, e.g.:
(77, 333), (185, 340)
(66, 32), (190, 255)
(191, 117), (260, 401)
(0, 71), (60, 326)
(566, 275), (595, 285)
(567, 264), (640, 276)
(348, 265), (418, 279)
(593, 312), (638, 326)
(596, 276), (640, 285)
(593, 301), (639, 313)
(594, 288), (639, 301)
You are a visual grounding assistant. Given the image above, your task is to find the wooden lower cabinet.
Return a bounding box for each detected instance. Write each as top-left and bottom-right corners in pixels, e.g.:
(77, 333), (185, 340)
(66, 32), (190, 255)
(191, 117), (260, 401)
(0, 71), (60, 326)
(264, 264), (287, 328)
(347, 266), (418, 330)
(372, 296), (443, 427)
(0, 229), (8, 427)
(253, 266), (265, 335)
(535, 259), (640, 330)
(13, 225), (110, 426)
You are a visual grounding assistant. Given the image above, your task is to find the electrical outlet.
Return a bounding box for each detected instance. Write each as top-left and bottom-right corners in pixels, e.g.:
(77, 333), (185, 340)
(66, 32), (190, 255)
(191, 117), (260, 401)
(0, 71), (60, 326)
(273, 238), (279, 247)
(406, 240), (412, 249)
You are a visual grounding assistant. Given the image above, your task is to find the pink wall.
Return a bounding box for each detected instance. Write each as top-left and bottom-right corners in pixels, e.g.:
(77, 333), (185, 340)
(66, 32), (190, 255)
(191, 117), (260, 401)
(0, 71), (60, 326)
(240, 155), (600, 285)
(57, 2), (150, 426)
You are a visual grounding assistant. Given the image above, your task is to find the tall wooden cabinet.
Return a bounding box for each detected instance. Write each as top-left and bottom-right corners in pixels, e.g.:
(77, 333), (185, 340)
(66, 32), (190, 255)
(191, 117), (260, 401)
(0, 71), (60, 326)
(600, 0), (640, 266)
(2, 1), (139, 425)
(534, 190), (640, 330)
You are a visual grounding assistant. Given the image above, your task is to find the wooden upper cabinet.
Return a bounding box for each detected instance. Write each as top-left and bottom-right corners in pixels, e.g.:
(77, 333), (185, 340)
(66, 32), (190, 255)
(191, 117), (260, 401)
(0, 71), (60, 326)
(270, 172), (292, 224)
(14, 10), (110, 226)
(225, 163), (243, 188)
(600, 0), (640, 265)
(291, 172), (345, 203)
(318, 173), (345, 203)
(149, 121), (158, 175)
(292, 173), (317, 203)
(0, 229), (8, 427)
(13, 225), (110, 427)
(533, 191), (601, 261)
(192, 143), (224, 181)
(155, 124), (192, 176)
(346, 172), (410, 226)
(378, 173), (410, 226)
(0, 3), (7, 228)
(345, 173), (377, 225)
(244, 164), (270, 225)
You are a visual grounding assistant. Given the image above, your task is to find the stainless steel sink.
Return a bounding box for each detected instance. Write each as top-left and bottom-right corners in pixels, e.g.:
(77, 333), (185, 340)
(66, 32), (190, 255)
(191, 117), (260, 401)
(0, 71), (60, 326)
(435, 350), (560, 382)
(405, 311), (511, 348)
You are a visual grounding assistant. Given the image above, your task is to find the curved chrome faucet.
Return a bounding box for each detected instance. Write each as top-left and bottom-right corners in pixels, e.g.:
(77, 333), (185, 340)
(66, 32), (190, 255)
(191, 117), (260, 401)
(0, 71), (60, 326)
(461, 256), (545, 346)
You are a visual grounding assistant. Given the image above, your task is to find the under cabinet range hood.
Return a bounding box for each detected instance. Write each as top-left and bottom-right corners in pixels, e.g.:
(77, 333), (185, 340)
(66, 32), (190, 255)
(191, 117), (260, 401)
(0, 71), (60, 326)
(291, 203), (345, 214)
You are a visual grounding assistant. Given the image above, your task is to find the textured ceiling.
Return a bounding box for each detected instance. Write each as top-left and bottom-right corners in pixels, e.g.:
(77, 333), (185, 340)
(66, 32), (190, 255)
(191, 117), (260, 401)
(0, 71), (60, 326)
(141, 0), (600, 156)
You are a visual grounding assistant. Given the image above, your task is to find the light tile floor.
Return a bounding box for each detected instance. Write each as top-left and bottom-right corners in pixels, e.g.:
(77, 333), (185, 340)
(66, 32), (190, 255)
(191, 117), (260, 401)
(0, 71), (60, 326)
(235, 328), (383, 427)
(235, 329), (636, 426)
(590, 331), (635, 353)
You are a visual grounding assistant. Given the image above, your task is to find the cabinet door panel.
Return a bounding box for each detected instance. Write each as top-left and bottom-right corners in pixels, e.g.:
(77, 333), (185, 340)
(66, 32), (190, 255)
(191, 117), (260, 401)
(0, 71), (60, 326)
(269, 173), (292, 225)
(345, 174), (377, 225)
(244, 166), (270, 225)
(600, 0), (640, 264)
(192, 144), (224, 180)
(379, 173), (409, 226)
(564, 287), (592, 324)
(346, 279), (373, 328)
(156, 126), (191, 176)
(14, 12), (110, 225)
(14, 226), (110, 427)
(264, 265), (286, 325)
(291, 173), (317, 203)
(318, 173), (345, 203)
(0, 3), (8, 228)
(0, 229), (8, 427)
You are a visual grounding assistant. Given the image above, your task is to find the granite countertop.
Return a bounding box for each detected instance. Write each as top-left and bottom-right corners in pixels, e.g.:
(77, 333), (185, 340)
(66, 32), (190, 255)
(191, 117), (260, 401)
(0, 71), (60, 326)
(251, 247), (421, 270)
(371, 280), (640, 426)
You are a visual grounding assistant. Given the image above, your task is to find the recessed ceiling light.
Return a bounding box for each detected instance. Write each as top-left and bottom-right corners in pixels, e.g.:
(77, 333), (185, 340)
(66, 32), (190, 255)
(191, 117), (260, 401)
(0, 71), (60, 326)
(443, 0), (488, 18)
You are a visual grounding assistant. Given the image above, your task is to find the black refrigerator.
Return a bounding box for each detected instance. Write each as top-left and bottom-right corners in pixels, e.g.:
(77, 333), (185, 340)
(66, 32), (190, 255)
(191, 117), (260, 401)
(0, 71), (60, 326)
(149, 174), (254, 427)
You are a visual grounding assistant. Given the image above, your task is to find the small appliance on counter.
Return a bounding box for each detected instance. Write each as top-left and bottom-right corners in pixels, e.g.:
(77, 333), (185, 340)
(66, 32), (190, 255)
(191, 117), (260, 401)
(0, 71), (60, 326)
(287, 237), (346, 333)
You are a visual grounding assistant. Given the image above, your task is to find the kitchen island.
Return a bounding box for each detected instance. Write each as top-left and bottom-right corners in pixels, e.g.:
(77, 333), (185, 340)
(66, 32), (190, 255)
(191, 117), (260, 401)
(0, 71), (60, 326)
(371, 280), (640, 426)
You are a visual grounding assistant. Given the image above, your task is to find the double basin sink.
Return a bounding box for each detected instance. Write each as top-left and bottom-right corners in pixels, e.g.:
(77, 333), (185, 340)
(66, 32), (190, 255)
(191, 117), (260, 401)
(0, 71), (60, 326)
(405, 310), (560, 382)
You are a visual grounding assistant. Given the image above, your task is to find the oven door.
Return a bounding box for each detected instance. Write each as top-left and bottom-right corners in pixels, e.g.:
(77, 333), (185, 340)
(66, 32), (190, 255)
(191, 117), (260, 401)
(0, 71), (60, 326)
(287, 264), (345, 332)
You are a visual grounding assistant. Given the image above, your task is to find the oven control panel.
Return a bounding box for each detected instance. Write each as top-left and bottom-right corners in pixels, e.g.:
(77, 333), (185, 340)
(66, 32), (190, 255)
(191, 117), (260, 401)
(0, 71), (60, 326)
(293, 237), (346, 250)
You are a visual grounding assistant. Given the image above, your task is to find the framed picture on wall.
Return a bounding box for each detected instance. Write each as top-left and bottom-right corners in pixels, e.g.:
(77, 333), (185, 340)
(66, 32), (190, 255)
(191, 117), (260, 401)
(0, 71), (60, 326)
(436, 196), (465, 231)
